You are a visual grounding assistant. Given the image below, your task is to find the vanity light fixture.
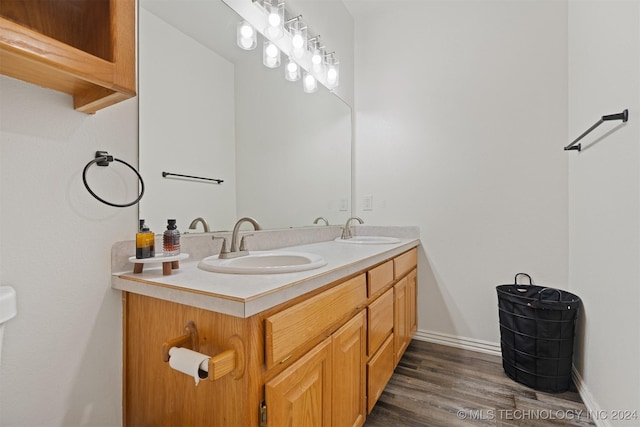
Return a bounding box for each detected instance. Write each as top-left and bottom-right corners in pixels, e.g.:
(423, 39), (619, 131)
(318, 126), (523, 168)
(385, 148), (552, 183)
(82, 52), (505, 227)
(285, 57), (301, 81)
(237, 20), (257, 50)
(227, 0), (339, 93)
(263, 0), (284, 40)
(263, 39), (281, 68)
(302, 71), (317, 93)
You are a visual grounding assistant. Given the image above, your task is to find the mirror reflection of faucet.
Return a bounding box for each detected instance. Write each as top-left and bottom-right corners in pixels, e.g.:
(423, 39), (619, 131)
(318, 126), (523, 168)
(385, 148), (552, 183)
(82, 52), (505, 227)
(341, 217), (364, 239)
(188, 217), (210, 233)
(216, 217), (262, 259)
(313, 217), (329, 226)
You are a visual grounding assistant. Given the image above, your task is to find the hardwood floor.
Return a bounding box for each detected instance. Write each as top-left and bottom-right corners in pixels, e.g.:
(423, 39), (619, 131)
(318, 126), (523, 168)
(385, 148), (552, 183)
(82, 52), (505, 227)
(364, 340), (595, 427)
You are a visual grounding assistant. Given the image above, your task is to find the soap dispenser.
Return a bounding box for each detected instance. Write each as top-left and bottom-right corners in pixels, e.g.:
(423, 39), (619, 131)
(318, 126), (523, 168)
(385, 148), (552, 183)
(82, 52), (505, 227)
(136, 220), (155, 259)
(163, 219), (181, 256)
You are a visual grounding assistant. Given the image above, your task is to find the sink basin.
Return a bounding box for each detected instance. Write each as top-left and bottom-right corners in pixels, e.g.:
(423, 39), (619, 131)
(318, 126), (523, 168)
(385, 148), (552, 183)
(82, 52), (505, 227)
(334, 236), (401, 245)
(197, 250), (327, 274)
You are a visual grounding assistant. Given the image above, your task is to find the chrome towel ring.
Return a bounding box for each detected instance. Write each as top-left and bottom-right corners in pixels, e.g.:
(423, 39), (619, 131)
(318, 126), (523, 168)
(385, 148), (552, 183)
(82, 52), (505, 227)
(82, 151), (145, 208)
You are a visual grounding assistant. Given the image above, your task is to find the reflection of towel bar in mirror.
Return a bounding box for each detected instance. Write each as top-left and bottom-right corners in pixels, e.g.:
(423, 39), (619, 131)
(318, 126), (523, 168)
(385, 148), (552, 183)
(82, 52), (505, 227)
(162, 172), (224, 184)
(565, 109), (628, 152)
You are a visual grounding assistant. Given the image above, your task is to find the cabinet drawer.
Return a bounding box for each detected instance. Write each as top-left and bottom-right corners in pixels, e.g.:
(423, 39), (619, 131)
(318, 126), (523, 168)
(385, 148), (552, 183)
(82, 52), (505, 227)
(367, 288), (393, 356)
(367, 334), (394, 414)
(394, 248), (417, 279)
(367, 260), (394, 296)
(265, 274), (367, 368)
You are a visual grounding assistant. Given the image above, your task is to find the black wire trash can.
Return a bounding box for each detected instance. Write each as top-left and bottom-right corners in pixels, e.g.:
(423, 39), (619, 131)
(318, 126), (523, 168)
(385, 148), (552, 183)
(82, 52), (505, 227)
(496, 273), (582, 393)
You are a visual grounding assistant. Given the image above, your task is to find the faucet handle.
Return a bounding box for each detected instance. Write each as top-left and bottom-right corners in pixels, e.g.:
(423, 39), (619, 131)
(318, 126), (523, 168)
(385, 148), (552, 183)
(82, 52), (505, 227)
(212, 236), (229, 256)
(239, 234), (254, 252)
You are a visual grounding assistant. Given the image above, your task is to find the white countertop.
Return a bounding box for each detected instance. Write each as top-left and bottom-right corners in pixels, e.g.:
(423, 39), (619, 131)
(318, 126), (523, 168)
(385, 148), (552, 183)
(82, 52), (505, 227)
(112, 237), (419, 318)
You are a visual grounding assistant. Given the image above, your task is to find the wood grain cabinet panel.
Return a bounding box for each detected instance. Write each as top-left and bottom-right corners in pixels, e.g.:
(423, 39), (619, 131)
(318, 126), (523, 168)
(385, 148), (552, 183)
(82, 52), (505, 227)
(408, 269), (418, 336)
(367, 288), (394, 356)
(366, 334), (394, 414)
(367, 260), (394, 296)
(265, 274), (366, 368)
(266, 311), (366, 427)
(394, 248), (417, 279)
(394, 276), (409, 365)
(332, 311), (366, 427)
(266, 337), (333, 427)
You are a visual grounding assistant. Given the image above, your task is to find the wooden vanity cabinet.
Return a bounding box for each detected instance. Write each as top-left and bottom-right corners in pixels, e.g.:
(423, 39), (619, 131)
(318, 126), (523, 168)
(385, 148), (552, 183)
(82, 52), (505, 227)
(122, 247), (418, 427)
(0, 0), (136, 113)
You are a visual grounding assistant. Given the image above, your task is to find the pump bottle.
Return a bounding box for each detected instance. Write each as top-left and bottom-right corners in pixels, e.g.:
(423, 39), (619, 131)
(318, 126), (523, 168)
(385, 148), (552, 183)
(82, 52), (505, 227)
(163, 219), (181, 256)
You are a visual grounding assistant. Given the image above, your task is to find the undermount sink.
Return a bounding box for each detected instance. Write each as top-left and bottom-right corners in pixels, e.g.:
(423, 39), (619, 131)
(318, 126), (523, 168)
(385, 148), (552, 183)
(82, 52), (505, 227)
(197, 250), (327, 274)
(334, 236), (401, 245)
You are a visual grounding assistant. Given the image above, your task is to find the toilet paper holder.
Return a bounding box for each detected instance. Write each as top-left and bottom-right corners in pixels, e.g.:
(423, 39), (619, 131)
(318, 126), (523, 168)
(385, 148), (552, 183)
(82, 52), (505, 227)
(162, 321), (246, 380)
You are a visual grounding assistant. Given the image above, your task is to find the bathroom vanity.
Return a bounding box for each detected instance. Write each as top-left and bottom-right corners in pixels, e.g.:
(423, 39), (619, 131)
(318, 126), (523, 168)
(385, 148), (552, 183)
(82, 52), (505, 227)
(112, 228), (418, 427)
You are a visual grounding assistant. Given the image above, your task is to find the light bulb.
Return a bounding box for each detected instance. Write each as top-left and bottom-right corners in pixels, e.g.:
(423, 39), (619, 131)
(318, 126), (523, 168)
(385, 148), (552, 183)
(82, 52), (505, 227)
(288, 20), (307, 60)
(292, 34), (304, 49)
(327, 68), (337, 85)
(285, 58), (300, 81)
(311, 52), (322, 65)
(263, 41), (280, 68)
(266, 44), (278, 58)
(240, 24), (253, 39)
(237, 21), (256, 50)
(239, 38), (251, 49)
(325, 58), (339, 88)
(268, 13), (281, 27)
(303, 72), (317, 93)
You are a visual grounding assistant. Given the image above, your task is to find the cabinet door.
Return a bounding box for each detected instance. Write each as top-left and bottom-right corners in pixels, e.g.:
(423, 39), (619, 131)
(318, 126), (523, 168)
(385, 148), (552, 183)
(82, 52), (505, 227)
(394, 276), (408, 365)
(266, 337), (332, 427)
(407, 269), (418, 336)
(366, 334), (394, 413)
(332, 311), (366, 427)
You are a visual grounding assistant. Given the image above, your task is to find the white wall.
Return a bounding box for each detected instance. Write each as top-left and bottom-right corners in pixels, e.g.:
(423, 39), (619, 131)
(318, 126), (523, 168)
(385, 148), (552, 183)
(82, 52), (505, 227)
(568, 1), (640, 421)
(351, 0), (569, 346)
(0, 76), (137, 425)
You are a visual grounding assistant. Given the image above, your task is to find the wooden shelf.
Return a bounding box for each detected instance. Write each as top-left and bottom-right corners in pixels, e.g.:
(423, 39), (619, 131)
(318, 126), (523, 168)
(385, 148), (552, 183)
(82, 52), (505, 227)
(0, 0), (136, 114)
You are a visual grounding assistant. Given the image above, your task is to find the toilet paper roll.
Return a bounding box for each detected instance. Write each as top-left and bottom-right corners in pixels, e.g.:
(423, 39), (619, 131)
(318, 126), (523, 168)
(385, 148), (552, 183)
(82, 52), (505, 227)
(168, 347), (210, 385)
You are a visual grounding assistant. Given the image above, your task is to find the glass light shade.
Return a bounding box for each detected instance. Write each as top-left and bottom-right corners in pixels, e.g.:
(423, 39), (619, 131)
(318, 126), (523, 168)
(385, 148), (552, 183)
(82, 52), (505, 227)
(237, 21), (257, 50)
(310, 45), (325, 76)
(325, 57), (339, 89)
(263, 40), (281, 68)
(303, 71), (317, 93)
(285, 57), (301, 81)
(288, 20), (307, 59)
(264, 0), (284, 40)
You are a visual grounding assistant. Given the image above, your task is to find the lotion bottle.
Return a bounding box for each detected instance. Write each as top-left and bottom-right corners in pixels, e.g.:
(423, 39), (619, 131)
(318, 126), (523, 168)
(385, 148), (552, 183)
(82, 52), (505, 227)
(136, 220), (155, 259)
(163, 219), (181, 256)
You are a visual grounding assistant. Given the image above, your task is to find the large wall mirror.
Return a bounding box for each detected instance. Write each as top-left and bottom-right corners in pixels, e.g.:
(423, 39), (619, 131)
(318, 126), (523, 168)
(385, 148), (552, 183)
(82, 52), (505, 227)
(138, 0), (352, 234)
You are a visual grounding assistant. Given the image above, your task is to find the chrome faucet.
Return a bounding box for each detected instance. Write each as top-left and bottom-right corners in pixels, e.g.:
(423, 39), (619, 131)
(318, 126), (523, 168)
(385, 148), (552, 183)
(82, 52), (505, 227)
(313, 217), (329, 226)
(219, 217), (262, 259)
(188, 217), (210, 233)
(341, 217), (364, 239)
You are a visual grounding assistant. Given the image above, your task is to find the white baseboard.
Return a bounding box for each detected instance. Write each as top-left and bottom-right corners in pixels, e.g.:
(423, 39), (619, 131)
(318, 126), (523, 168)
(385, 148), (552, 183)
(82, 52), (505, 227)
(413, 329), (502, 357)
(571, 367), (610, 427)
(413, 329), (605, 427)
